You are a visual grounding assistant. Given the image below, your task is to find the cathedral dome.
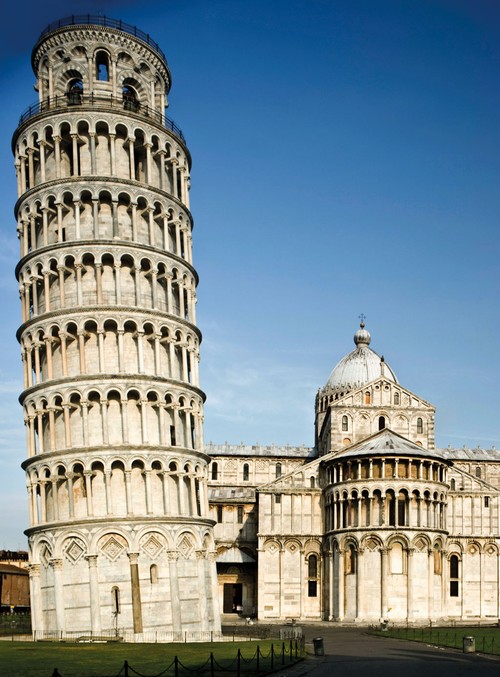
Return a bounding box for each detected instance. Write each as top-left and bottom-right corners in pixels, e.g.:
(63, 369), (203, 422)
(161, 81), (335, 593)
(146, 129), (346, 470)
(326, 322), (398, 391)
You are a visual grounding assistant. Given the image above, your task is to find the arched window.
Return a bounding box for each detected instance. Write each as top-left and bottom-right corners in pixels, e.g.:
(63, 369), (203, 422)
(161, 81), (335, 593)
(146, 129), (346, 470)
(96, 51), (110, 81)
(67, 79), (83, 105)
(342, 415), (348, 432)
(345, 544), (356, 574)
(307, 554), (318, 597)
(310, 476), (315, 488)
(150, 564), (158, 584)
(275, 463), (282, 479)
(416, 417), (423, 434)
(111, 586), (120, 614)
(450, 478), (456, 491)
(433, 545), (441, 575)
(243, 463), (249, 481)
(475, 467), (481, 478)
(211, 462), (218, 481)
(378, 416), (385, 431)
(365, 392), (371, 405)
(123, 84), (139, 111)
(394, 392), (400, 405)
(449, 555), (459, 597)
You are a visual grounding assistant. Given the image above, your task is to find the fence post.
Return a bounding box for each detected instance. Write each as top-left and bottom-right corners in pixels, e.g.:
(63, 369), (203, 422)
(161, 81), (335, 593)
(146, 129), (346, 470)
(210, 652), (214, 677)
(289, 639), (293, 662)
(237, 648), (241, 677)
(256, 644), (260, 673)
(271, 644), (274, 669)
(281, 642), (285, 666)
(174, 656), (179, 677)
(123, 660), (129, 677)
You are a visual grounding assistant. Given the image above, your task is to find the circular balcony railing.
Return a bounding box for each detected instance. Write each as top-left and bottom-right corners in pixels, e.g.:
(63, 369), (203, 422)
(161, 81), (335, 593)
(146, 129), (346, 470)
(15, 93), (185, 142)
(34, 15), (167, 63)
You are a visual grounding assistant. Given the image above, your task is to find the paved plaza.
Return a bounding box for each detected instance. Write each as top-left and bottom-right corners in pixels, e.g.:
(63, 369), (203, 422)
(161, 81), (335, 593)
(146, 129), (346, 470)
(285, 626), (500, 677)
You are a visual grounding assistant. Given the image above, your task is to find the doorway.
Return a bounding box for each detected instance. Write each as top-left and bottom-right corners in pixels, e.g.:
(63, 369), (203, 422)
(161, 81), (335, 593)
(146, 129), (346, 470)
(223, 583), (242, 613)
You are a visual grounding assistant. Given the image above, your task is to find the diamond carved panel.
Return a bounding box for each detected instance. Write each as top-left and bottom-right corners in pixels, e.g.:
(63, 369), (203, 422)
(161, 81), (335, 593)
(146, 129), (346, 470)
(39, 544), (52, 567)
(141, 534), (164, 559)
(100, 535), (126, 562)
(64, 539), (85, 564)
(178, 535), (194, 559)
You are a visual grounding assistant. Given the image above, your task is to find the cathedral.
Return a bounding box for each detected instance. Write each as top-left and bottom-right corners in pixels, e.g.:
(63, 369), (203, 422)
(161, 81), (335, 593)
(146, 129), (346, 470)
(12, 16), (499, 639)
(208, 322), (500, 624)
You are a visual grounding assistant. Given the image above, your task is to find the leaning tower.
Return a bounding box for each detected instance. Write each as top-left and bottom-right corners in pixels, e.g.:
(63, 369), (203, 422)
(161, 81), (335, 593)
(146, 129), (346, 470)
(12, 16), (221, 638)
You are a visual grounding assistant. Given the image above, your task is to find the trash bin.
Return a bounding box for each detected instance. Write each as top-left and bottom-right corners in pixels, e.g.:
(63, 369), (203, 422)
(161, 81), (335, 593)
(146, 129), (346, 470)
(380, 619), (389, 631)
(313, 637), (324, 656)
(463, 636), (475, 653)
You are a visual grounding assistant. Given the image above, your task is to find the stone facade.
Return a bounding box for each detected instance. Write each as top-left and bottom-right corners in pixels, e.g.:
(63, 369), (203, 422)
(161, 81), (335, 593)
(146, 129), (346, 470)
(208, 326), (500, 624)
(13, 17), (220, 638)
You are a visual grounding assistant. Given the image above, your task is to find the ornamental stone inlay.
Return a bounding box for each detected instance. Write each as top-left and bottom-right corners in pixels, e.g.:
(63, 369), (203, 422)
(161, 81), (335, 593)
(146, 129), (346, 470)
(141, 534), (164, 558)
(100, 535), (126, 562)
(40, 544), (52, 567)
(178, 535), (194, 558)
(64, 538), (85, 564)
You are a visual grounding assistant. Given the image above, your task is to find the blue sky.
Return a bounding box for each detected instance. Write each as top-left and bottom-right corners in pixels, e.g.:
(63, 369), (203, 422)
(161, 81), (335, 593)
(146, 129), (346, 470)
(0, 0), (499, 547)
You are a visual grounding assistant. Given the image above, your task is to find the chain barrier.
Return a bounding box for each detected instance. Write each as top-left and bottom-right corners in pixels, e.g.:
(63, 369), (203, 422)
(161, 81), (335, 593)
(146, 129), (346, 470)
(44, 639), (303, 676)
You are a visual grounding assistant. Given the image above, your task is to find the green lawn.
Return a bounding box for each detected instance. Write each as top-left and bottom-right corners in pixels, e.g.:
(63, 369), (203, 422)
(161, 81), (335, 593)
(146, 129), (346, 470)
(0, 639), (303, 677)
(372, 626), (500, 655)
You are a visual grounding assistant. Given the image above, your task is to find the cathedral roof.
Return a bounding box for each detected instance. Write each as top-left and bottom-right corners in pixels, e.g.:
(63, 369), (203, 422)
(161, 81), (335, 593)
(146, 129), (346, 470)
(438, 446), (500, 461)
(325, 322), (398, 392)
(205, 443), (314, 458)
(326, 429), (447, 462)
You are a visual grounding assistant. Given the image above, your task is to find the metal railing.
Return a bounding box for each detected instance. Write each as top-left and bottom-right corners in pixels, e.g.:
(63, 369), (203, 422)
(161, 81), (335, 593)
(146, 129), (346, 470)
(16, 93), (185, 142)
(34, 15), (167, 63)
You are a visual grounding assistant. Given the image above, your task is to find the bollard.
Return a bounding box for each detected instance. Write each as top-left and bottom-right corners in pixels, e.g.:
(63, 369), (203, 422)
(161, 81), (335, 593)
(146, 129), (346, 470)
(312, 636), (324, 656)
(463, 636), (475, 653)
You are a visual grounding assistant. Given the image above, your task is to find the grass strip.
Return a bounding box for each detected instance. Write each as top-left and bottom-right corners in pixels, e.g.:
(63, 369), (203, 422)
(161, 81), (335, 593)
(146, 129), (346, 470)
(372, 626), (500, 655)
(0, 639), (301, 677)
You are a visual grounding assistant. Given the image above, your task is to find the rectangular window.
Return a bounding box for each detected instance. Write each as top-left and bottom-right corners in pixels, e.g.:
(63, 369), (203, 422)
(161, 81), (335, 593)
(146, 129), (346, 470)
(237, 506), (243, 523)
(450, 581), (459, 597)
(485, 496), (490, 508)
(275, 494), (281, 504)
(217, 506), (223, 523)
(308, 580), (317, 597)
